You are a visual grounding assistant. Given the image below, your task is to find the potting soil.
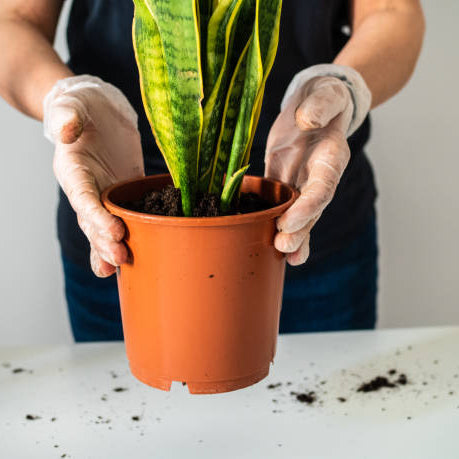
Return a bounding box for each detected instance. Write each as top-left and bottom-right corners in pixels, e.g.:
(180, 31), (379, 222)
(122, 185), (271, 217)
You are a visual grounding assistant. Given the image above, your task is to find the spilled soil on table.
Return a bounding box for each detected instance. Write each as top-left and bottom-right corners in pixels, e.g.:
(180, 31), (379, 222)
(267, 368), (413, 409)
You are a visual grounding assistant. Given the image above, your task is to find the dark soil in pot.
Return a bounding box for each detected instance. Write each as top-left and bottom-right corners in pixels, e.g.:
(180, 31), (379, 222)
(120, 184), (272, 217)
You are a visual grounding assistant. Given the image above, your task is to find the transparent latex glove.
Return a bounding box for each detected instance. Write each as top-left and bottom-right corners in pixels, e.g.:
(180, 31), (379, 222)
(265, 75), (357, 266)
(44, 75), (144, 277)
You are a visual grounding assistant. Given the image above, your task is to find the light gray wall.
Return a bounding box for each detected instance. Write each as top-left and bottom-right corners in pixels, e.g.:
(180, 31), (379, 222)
(0, 1), (456, 344)
(0, 1), (73, 345)
(368, 0), (459, 328)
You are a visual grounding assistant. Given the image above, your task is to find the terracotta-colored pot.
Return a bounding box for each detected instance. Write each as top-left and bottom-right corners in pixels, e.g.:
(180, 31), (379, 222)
(102, 174), (296, 394)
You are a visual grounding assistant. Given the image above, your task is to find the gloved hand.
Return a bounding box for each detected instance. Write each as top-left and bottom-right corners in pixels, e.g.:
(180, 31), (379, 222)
(44, 75), (145, 277)
(265, 64), (371, 266)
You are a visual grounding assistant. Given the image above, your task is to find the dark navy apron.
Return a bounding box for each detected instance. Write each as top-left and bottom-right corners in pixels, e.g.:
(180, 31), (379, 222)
(61, 0), (377, 272)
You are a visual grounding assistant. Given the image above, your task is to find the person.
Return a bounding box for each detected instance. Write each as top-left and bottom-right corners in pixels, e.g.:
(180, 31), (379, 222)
(0, 1), (425, 341)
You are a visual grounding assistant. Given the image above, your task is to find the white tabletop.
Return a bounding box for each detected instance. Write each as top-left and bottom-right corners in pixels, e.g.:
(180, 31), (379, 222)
(1, 327), (458, 459)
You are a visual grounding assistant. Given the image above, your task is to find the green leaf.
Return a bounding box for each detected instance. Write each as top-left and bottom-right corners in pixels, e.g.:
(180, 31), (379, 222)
(198, 0), (214, 33)
(242, 81), (265, 167)
(205, 0), (239, 90)
(242, 0), (281, 167)
(205, 0), (254, 88)
(220, 165), (250, 212)
(198, 0), (244, 192)
(224, 0), (282, 190)
(198, 0), (256, 192)
(198, 0), (213, 85)
(132, 0), (203, 216)
(132, 0), (281, 215)
(208, 38), (251, 194)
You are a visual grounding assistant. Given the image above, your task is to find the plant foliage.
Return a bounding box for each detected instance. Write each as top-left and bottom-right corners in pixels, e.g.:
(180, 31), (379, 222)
(133, 0), (282, 215)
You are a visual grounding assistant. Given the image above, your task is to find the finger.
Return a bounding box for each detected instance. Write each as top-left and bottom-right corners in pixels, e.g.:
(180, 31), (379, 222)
(295, 81), (349, 131)
(49, 102), (86, 144)
(94, 239), (128, 267)
(278, 157), (341, 234)
(78, 214), (128, 266)
(69, 184), (126, 243)
(295, 137), (349, 188)
(265, 113), (306, 183)
(54, 151), (125, 243)
(274, 218), (316, 254)
(90, 247), (116, 278)
(275, 216), (318, 254)
(287, 233), (311, 266)
(264, 140), (304, 184)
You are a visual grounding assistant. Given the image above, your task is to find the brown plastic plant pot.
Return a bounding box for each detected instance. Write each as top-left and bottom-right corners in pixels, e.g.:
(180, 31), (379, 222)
(102, 174), (296, 394)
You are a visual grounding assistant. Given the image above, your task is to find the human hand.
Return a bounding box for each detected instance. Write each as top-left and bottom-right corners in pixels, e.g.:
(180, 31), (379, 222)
(44, 76), (145, 277)
(265, 65), (371, 266)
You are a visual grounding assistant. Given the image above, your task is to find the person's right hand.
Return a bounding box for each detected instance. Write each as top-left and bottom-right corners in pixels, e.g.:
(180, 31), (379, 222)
(44, 75), (145, 277)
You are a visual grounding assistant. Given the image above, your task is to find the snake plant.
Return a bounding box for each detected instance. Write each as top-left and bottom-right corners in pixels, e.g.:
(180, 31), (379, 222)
(133, 0), (282, 216)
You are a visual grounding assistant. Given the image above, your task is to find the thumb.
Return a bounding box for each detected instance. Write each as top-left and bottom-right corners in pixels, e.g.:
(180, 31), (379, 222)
(50, 104), (86, 144)
(45, 95), (88, 144)
(295, 80), (349, 131)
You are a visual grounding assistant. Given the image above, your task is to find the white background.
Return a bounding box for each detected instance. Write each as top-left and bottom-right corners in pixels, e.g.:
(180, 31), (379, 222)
(0, 1), (457, 344)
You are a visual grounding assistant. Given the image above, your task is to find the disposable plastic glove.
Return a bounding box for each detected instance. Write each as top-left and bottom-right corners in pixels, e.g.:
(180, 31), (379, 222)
(265, 64), (371, 266)
(44, 75), (144, 277)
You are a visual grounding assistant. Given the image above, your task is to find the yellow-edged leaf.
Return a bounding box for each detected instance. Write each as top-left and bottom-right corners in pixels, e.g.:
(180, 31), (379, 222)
(223, 0), (282, 198)
(133, 0), (203, 216)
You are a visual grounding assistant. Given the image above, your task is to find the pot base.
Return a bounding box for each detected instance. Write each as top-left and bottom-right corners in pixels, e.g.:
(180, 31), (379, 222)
(130, 364), (270, 394)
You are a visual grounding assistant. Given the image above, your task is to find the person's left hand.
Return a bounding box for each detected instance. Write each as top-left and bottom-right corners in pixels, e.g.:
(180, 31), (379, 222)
(265, 76), (354, 266)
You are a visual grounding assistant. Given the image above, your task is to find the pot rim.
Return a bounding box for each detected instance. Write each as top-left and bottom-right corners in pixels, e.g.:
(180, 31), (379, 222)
(102, 174), (297, 227)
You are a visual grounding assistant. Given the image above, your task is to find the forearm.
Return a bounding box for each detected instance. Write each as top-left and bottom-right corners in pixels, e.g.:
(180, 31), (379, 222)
(0, 16), (72, 120)
(334, 2), (425, 108)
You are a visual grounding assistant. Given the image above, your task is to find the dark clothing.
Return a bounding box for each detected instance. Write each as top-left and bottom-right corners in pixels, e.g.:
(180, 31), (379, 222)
(61, 0), (377, 268)
(280, 211), (378, 333)
(63, 211), (377, 341)
(63, 253), (124, 342)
